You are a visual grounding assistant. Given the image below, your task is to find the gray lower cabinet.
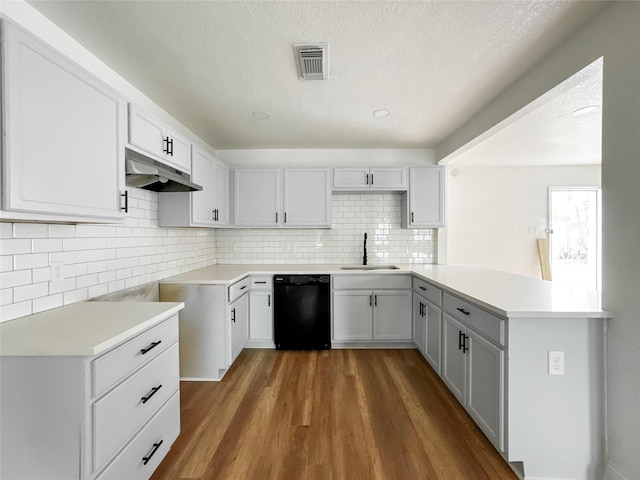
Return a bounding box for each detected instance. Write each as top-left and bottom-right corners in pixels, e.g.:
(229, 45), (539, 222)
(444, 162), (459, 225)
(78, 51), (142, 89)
(332, 275), (413, 346)
(442, 311), (505, 453)
(229, 292), (249, 364)
(247, 276), (274, 348)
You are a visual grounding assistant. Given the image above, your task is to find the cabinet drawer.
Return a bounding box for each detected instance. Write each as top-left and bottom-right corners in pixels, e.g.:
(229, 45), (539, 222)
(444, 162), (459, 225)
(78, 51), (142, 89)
(229, 277), (250, 302)
(93, 342), (179, 471)
(443, 293), (505, 346)
(412, 277), (442, 307)
(92, 315), (178, 397)
(250, 275), (273, 290)
(96, 392), (180, 480)
(333, 275), (411, 290)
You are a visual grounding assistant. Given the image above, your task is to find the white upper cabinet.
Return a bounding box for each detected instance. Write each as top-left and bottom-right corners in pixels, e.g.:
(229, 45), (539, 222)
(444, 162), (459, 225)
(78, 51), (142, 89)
(233, 168), (281, 226)
(283, 168), (331, 227)
(128, 104), (191, 174)
(1, 20), (126, 222)
(404, 167), (445, 228)
(233, 167), (331, 228)
(333, 167), (407, 191)
(158, 146), (228, 227)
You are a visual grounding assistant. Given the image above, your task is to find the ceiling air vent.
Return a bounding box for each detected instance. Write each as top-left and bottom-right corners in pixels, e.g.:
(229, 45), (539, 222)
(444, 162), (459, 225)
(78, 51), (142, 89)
(293, 43), (328, 80)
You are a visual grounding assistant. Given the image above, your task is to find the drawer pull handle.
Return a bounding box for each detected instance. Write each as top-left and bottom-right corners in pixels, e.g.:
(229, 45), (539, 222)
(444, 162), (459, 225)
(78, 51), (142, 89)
(142, 439), (164, 465)
(240, 285), (247, 290)
(140, 341), (162, 355)
(141, 385), (162, 404)
(255, 281), (267, 284)
(419, 286), (427, 291)
(456, 307), (470, 316)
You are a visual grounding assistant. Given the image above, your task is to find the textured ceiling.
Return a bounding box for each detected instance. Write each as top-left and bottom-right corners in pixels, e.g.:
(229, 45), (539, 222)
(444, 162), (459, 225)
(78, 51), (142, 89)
(27, 0), (607, 152)
(446, 57), (603, 166)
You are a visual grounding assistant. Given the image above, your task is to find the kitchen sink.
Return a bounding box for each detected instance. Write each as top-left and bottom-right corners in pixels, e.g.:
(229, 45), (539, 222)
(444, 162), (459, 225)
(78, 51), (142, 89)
(340, 265), (399, 270)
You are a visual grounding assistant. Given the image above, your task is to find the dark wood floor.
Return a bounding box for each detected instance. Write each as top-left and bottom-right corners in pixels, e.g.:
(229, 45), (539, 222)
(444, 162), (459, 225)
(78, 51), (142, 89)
(152, 349), (517, 480)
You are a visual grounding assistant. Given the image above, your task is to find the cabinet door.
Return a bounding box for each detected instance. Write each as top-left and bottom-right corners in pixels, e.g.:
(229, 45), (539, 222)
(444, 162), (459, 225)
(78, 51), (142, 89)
(128, 104), (165, 160)
(213, 158), (229, 225)
(229, 294), (249, 364)
(373, 290), (412, 340)
(413, 293), (427, 354)
(369, 168), (407, 190)
(408, 167), (445, 227)
(283, 168), (331, 227)
(190, 147), (215, 226)
(333, 168), (370, 190)
(424, 300), (442, 374)
(3, 23), (125, 220)
(466, 330), (505, 452)
(249, 291), (273, 341)
(234, 169), (281, 226)
(441, 313), (466, 403)
(164, 128), (191, 173)
(332, 291), (373, 341)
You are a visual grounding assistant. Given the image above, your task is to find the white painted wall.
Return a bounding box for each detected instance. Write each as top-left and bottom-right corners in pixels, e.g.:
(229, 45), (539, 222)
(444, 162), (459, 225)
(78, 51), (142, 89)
(436, 4), (640, 479)
(446, 165), (600, 279)
(217, 148), (435, 167)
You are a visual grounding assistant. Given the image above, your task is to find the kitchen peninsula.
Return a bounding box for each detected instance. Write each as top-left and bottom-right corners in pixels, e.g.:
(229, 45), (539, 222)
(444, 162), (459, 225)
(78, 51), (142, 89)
(160, 263), (608, 480)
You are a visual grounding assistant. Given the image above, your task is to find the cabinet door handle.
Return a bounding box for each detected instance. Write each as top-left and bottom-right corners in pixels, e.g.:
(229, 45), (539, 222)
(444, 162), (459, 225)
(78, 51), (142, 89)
(140, 340), (162, 355)
(284, 212), (287, 223)
(457, 307), (470, 316)
(275, 212), (279, 223)
(366, 173), (369, 185)
(121, 191), (129, 213)
(268, 294), (271, 307)
(371, 173), (374, 185)
(142, 439), (164, 466)
(165, 137), (174, 156)
(141, 384), (162, 404)
(411, 212), (414, 222)
(232, 308), (236, 323)
(369, 295), (372, 307)
(463, 335), (470, 353)
(374, 294), (377, 307)
(212, 210), (215, 220)
(458, 330), (465, 351)
(419, 302), (423, 317)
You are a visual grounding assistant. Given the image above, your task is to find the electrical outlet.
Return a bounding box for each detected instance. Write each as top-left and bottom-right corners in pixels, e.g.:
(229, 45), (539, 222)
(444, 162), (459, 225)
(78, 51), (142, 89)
(548, 351), (565, 375)
(51, 262), (65, 282)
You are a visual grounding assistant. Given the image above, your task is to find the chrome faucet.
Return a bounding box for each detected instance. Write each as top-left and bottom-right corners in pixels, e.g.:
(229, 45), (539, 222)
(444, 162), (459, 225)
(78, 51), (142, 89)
(363, 232), (368, 265)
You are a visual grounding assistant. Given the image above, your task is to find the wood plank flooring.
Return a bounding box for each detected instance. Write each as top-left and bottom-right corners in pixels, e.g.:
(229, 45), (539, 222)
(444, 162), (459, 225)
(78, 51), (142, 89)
(152, 349), (517, 480)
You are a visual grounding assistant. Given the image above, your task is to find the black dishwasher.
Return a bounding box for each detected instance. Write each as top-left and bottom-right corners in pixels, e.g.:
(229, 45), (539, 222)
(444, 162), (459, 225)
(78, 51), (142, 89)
(274, 275), (331, 350)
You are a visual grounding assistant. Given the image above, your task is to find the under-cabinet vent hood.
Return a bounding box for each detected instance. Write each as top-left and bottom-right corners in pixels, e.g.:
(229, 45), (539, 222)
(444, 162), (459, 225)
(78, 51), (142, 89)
(125, 148), (202, 192)
(293, 43), (328, 80)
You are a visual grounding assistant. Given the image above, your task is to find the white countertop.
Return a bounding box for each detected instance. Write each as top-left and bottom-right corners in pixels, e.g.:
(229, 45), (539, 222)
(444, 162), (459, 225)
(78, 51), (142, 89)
(160, 264), (609, 319)
(0, 302), (184, 356)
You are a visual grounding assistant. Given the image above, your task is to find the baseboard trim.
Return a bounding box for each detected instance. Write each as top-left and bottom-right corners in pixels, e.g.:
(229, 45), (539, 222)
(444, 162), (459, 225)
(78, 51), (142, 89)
(605, 463), (629, 480)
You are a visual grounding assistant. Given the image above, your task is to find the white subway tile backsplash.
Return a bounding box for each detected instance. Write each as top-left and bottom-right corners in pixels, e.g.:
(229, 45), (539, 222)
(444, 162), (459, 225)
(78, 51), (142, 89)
(14, 253), (49, 270)
(1, 270), (32, 288)
(13, 223), (49, 238)
(13, 282), (49, 302)
(1, 239), (32, 255)
(33, 294), (64, 314)
(32, 238), (63, 253)
(49, 224), (77, 238)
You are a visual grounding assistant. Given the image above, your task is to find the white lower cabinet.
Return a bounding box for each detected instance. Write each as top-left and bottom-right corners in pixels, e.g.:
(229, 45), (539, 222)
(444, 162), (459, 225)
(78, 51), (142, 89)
(248, 276), (274, 348)
(229, 292), (249, 364)
(0, 314), (180, 480)
(442, 312), (505, 452)
(332, 275), (412, 345)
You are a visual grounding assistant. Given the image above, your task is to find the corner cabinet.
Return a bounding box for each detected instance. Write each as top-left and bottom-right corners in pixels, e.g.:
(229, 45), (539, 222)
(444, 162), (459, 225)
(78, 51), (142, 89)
(402, 167), (445, 228)
(1, 20), (127, 223)
(412, 277), (442, 374)
(232, 168), (331, 227)
(128, 104), (191, 174)
(158, 146), (229, 227)
(333, 167), (407, 191)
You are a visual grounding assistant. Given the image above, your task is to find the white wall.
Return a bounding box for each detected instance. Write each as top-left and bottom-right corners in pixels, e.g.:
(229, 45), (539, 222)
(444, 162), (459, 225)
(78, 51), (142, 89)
(217, 148), (435, 167)
(436, 4), (640, 479)
(446, 165), (600, 279)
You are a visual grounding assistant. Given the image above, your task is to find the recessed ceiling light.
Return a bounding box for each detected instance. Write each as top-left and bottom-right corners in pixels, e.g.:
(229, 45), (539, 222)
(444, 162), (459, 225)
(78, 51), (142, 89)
(372, 109), (391, 118)
(252, 111), (271, 120)
(573, 105), (600, 116)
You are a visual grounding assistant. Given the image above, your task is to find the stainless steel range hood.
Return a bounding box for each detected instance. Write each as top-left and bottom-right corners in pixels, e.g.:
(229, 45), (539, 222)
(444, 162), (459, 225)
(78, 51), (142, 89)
(125, 148), (202, 192)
